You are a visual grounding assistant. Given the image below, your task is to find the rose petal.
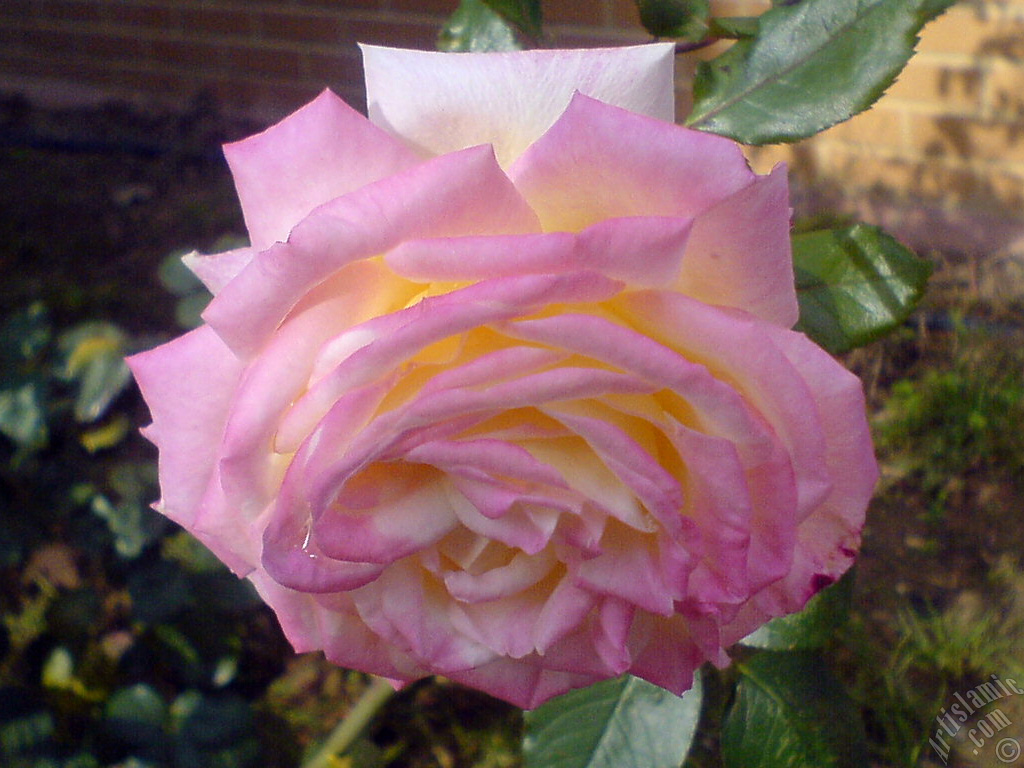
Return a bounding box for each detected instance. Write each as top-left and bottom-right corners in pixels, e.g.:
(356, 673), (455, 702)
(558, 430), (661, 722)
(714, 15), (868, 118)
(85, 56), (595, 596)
(509, 93), (754, 232)
(665, 424), (754, 605)
(628, 613), (720, 696)
(246, 570), (323, 652)
(362, 43), (675, 167)
(216, 261), (411, 522)
(223, 89), (421, 251)
(406, 439), (569, 502)
(447, 483), (561, 555)
(576, 216), (694, 286)
(385, 232), (576, 282)
(617, 291), (833, 521)
(277, 272), (624, 447)
(444, 549), (556, 604)
(541, 402), (684, 534)
(182, 246), (256, 295)
(352, 560), (498, 673)
(726, 326), (875, 630)
(260, 381), (394, 593)
(205, 145), (541, 358)
(315, 591), (426, 679)
(385, 216), (692, 288)
(675, 164), (798, 327)
(126, 326), (245, 529)
(446, 656), (597, 710)
(500, 313), (778, 457)
(592, 598), (635, 675)
(575, 524), (675, 615)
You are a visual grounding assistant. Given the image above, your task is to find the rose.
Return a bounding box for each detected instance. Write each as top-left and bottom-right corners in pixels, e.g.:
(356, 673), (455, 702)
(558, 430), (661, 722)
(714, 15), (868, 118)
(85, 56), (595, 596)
(127, 43), (877, 709)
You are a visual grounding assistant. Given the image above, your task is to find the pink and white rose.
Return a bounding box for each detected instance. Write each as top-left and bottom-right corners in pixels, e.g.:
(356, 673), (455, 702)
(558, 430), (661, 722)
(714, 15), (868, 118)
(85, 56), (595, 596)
(127, 43), (877, 708)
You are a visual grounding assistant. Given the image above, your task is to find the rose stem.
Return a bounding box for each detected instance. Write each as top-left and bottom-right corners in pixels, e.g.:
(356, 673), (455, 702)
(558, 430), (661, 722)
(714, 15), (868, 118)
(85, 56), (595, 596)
(301, 675), (397, 768)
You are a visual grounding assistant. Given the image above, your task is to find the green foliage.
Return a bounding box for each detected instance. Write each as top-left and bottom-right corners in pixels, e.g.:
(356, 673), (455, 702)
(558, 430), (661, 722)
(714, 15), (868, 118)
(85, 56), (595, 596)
(687, 0), (958, 144)
(480, 0), (543, 37)
(0, 299), (290, 768)
(523, 673), (702, 768)
(741, 571), (854, 651)
(0, 303), (134, 460)
(835, 580), (1024, 768)
(91, 462), (165, 558)
(158, 250), (213, 330)
(637, 0), (710, 41)
(894, 601), (1023, 682)
(439, 0), (524, 51)
(707, 16), (758, 39)
(0, 379), (49, 453)
(722, 651), (869, 768)
(59, 321), (132, 423)
(792, 225), (932, 355)
(0, 303), (53, 452)
(875, 329), (1024, 514)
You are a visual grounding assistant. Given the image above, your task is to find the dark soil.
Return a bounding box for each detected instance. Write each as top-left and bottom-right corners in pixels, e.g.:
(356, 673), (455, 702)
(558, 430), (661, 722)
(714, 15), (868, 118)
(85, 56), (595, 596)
(0, 94), (253, 334)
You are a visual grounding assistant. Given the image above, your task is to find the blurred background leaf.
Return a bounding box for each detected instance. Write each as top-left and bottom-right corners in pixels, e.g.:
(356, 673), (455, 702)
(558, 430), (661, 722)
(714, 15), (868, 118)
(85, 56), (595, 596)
(637, 0), (710, 41)
(481, 0), (542, 37)
(158, 250), (212, 329)
(59, 321), (131, 423)
(438, 0), (523, 51)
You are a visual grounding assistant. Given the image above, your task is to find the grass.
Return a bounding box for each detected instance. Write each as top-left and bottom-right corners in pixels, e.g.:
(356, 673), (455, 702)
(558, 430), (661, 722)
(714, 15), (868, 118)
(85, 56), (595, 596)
(834, 309), (1024, 768)
(872, 321), (1024, 522)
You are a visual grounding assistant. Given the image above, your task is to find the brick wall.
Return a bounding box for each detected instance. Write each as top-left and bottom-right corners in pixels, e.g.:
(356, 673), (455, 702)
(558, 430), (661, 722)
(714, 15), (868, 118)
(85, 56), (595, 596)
(3, 0), (1024, 275)
(744, 0), (1024, 282)
(0, 0), (645, 118)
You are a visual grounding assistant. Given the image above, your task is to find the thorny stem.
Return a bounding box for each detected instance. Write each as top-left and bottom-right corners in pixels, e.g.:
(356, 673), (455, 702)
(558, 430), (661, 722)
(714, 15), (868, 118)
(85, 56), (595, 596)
(301, 676), (397, 768)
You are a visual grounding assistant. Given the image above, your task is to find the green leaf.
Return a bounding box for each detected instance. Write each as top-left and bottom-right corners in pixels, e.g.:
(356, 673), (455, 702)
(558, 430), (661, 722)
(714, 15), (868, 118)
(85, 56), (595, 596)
(161, 530), (227, 574)
(481, 0), (542, 37)
(174, 694), (258, 768)
(91, 495), (163, 559)
(159, 252), (212, 328)
(708, 15), (758, 38)
(0, 303), (51, 366)
(40, 647), (76, 691)
(722, 651), (868, 768)
(58, 321), (131, 423)
(128, 560), (192, 623)
(637, 0), (710, 41)
(0, 707), (56, 757)
(175, 290), (211, 330)
(0, 306), (53, 453)
(105, 684), (168, 729)
(687, 0), (957, 144)
(523, 673), (702, 768)
(91, 462), (164, 558)
(158, 250), (203, 297)
(177, 694), (253, 747)
(0, 380), (48, 450)
(792, 224), (931, 354)
(105, 684), (171, 762)
(438, 0), (522, 52)
(79, 413), (131, 452)
(740, 570), (854, 650)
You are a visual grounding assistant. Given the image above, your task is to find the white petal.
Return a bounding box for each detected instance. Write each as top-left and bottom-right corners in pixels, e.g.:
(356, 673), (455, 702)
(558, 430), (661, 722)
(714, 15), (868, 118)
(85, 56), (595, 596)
(361, 43), (676, 167)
